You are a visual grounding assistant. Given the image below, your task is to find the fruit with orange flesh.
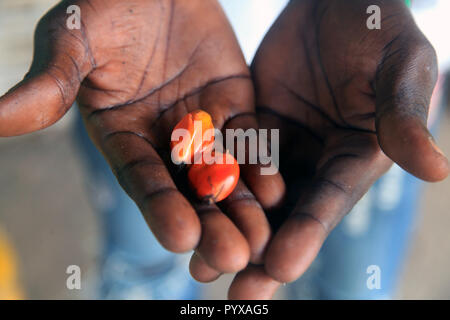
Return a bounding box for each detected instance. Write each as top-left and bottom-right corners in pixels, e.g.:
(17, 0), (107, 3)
(188, 152), (240, 203)
(170, 110), (214, 164)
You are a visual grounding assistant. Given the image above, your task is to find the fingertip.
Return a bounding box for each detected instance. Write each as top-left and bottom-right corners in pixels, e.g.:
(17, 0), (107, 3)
(426, 137), (449, 181)
(0, 74), (70, 136)
(378, 113), (449, 182)
(264, 215), (325, 283)
(196, 209), (250, 273)
(228, 265), (280, 300)
(189, 252), (222, 283)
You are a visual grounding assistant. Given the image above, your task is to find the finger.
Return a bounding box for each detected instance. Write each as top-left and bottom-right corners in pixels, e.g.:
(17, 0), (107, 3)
(199, 76), (285, 264)
(189, 251), (222, 283)
(221, 112), (286, 210)
(97, 129), (201, 253)
(0, 4), (93, 136)
(265, 131), (392, 283)
(194, 202), (250, 273)
(221, 180), (271, 264)
(376, 31), (449, 181)
(189, 192), (260, 279)
(219, 111), (284, 263)
(228, 265), (281, 300)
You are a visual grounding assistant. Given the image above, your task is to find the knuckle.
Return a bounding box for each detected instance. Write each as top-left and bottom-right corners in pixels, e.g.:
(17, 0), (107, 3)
(406, 39), (438, 81)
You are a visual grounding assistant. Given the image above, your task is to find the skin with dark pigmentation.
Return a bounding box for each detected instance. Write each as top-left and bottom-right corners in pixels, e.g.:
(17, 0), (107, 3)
(0, 0), (284, 293)
(0, 0), (448, 299)
(227, 0), (449, 298)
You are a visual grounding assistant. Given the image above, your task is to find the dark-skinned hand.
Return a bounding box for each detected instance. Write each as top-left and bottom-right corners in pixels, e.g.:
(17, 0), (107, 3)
(202, 0), (449, 299)
(0, 0), (286, 288)
(1, 0), (449, 300)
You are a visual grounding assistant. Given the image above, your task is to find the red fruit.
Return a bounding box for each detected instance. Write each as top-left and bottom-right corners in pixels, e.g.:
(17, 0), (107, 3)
(188, 152), (240, 203)
(170, 110), (214, 164)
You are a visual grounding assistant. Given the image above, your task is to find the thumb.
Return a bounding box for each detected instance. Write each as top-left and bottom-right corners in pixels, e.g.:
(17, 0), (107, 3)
(0, 4), (93, 137)
(376, 33), (449, 182)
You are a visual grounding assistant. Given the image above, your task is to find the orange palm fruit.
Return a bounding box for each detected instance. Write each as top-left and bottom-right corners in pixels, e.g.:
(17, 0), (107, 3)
(170, 110), (215, 164)
(188, 152), (240, 203)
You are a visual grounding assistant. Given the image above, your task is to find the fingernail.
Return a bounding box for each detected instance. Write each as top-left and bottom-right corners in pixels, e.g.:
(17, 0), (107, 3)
(429, 136), (447, 158)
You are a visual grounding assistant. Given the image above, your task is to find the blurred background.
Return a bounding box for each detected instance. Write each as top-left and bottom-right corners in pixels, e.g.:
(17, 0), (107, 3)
(1, 0), (450, 299)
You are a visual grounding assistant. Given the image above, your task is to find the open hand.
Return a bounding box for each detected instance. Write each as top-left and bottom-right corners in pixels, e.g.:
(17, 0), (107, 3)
(0, 0), (285, 282)
(227, 0), (449, 299)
